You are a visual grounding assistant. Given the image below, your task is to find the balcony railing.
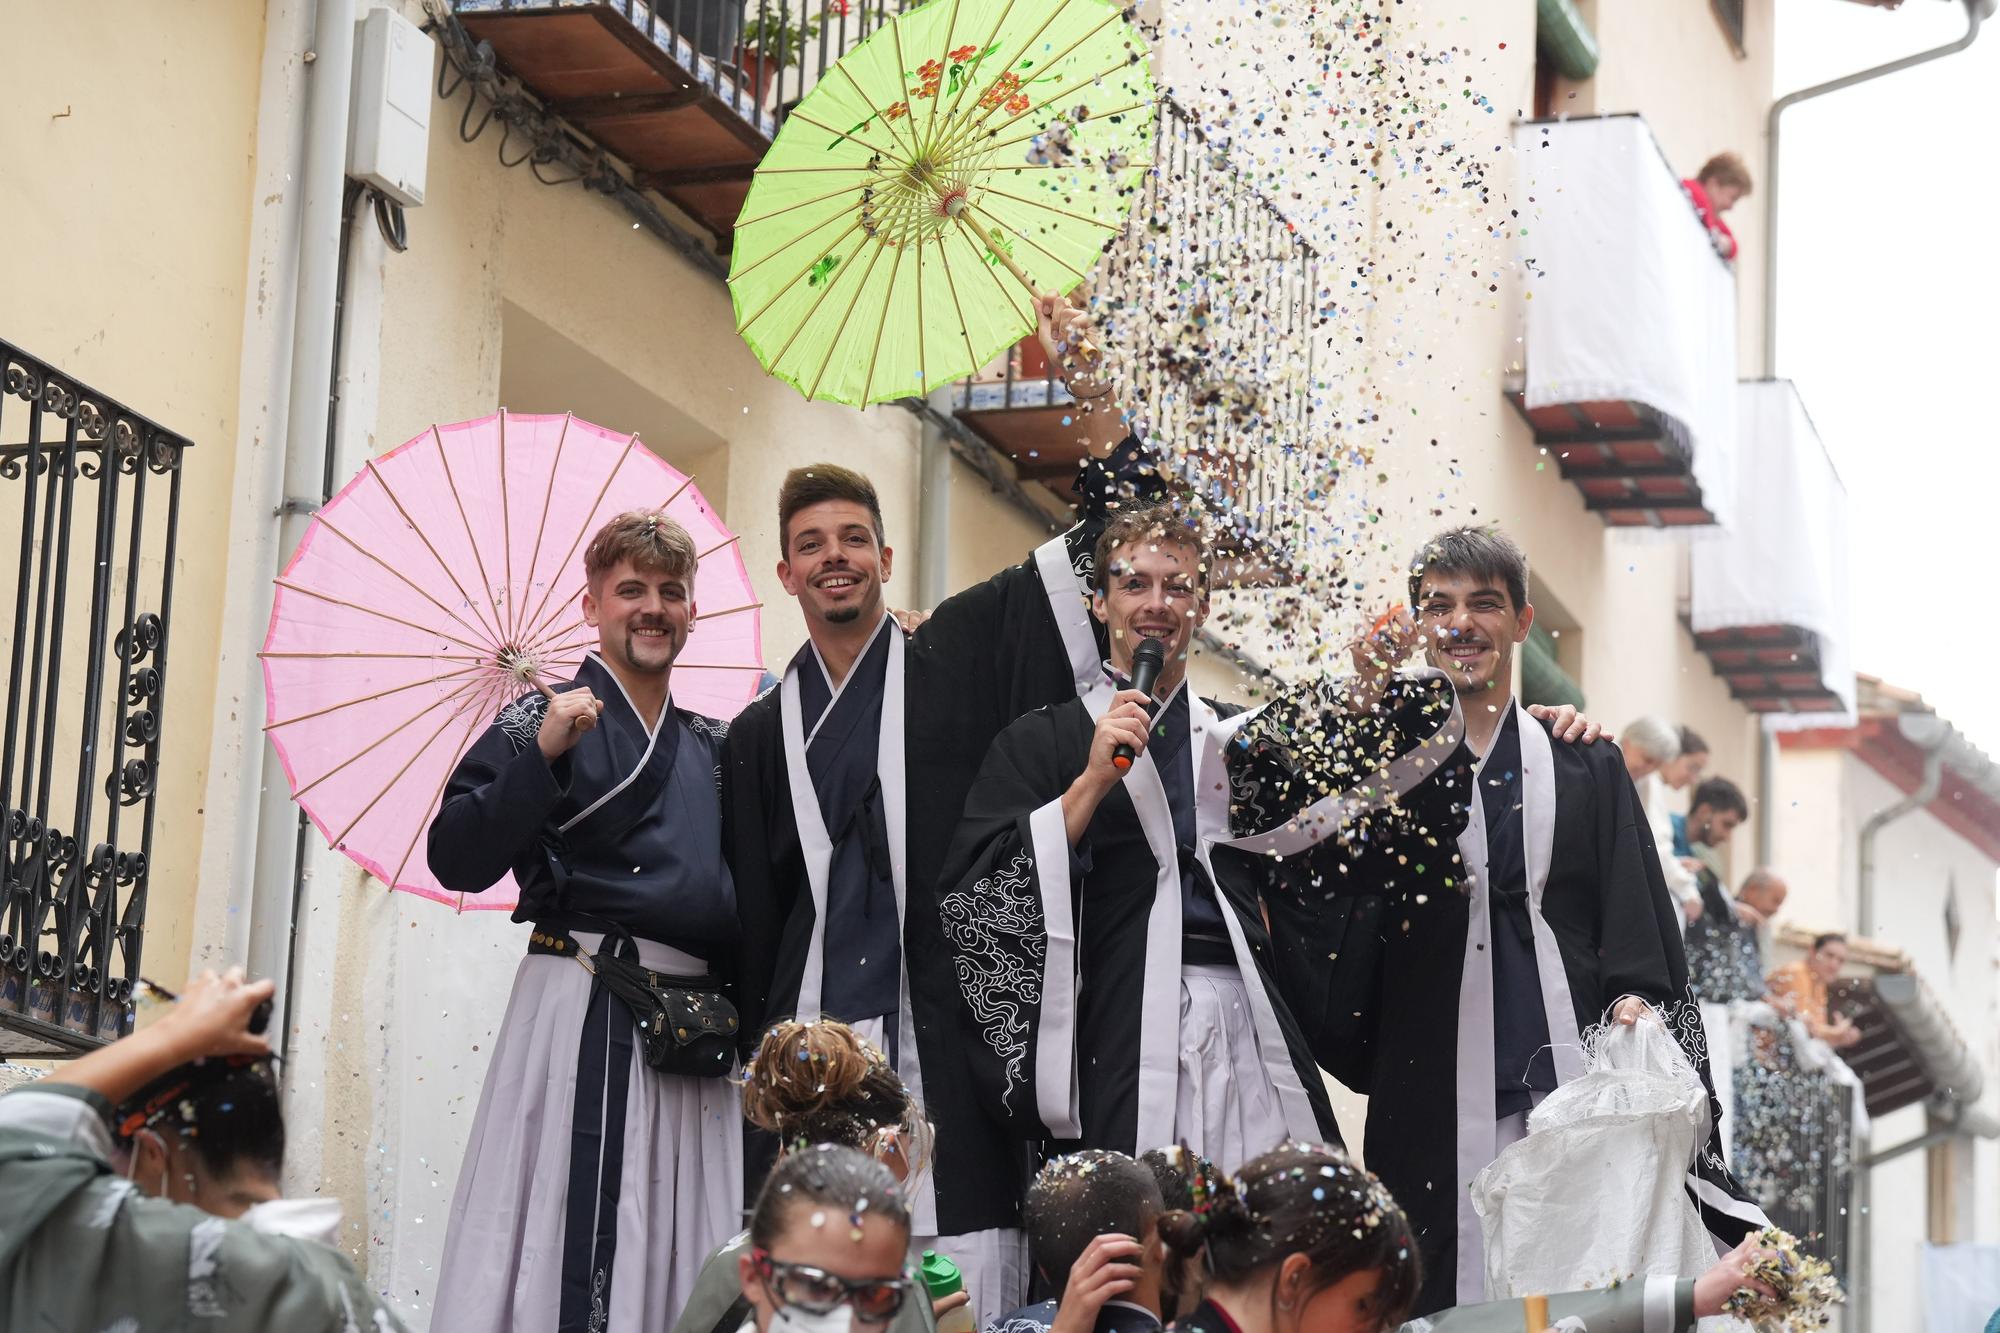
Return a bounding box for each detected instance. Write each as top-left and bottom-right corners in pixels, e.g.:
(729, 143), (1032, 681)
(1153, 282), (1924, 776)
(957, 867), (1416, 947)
(1689, 380), (1852, 715)
(1508, 114), (1739, 529)
(953, 99), (1319, 584)
(1725, 1003), (1858, 1279)
(451, 0), (915, 247)
(0, 342), (189, 1056)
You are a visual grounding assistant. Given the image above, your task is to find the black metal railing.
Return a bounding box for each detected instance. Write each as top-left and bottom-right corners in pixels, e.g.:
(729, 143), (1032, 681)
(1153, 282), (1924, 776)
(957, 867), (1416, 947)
(958, 98), (1320, 572)
(0, 341), (189, 1056)
(1730, 1010), (1856, 1278)
(454, 0), (913, 133)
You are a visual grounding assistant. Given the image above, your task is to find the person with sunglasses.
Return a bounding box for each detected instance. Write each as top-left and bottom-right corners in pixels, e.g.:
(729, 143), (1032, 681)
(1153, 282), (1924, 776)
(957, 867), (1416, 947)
(674, 1020), (961, 1333)
(739, 1145), (919, 1333)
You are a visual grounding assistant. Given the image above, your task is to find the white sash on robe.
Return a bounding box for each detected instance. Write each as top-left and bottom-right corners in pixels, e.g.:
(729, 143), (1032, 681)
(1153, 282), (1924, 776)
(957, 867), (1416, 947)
(1451, 699), (1588, 1304)
(777, 616), (933, 1234)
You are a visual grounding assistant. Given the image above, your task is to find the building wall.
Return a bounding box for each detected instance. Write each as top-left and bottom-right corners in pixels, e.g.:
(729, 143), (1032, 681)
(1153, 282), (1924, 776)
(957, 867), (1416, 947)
(1354, 0), (1773, 873)
(1772, 744), (2000, 1327)
(0, 2), (268, 993)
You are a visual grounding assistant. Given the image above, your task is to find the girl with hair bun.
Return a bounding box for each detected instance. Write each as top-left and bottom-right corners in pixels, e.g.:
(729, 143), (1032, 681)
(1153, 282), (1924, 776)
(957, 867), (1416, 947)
(673, 1021), (953, 1333)
(741, 1019), (933, 1179)
(1157, 1143), (1419, 1333)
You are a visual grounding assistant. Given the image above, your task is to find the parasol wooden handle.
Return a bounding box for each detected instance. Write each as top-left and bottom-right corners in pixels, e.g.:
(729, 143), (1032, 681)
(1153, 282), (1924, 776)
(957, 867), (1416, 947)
(1522, 1294), (1549, 1332)
(953, 205), (1037, 294)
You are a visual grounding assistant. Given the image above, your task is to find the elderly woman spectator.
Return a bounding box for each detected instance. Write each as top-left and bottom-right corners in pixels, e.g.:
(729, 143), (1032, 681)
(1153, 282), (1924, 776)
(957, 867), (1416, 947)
(1620, 716), (1701, 932)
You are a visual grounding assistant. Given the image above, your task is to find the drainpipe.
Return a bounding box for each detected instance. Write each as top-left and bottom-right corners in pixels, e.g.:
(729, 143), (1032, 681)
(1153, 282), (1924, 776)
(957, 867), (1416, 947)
(1763, 0), (1989, 376)
(246, 0), (359, 1020)
(1849, 714), (1948, 1333)
(917, 397), (953, 611)
(1856, 717), (1950, 939)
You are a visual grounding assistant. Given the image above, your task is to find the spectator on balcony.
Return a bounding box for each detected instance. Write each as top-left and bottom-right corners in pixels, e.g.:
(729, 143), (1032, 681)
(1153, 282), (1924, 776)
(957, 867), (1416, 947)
(1686, 868), (1788, 1006)
(1621, 715), (1702, 932)
(1682, 153), (1753, 262)
(1766, 934), (1862, 1050)
(0, 967), (408, 1331)
(1672, 774), (1747, 889)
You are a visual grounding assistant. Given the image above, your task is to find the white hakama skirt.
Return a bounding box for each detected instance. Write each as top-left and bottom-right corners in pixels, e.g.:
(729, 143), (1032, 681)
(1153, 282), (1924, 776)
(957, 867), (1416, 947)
(1174, 964), (1290, 1174)
(433, 933), (744, 1333)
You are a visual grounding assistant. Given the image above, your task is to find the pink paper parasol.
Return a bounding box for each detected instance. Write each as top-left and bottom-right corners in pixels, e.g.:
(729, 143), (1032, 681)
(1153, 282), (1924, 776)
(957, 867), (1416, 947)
(261, 411), (763, 910)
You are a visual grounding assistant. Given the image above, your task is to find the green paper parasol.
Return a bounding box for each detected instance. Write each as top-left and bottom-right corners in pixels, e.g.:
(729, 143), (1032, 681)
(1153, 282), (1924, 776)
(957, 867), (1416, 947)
(728, 0), (1155, 405)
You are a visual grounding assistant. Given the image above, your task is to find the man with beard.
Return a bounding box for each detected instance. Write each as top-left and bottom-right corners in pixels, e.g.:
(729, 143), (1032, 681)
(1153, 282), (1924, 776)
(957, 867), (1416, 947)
(1263, 526), (1767, 1314)
(725, 294), (1157, 1324)
(427, 511), (739, 1332)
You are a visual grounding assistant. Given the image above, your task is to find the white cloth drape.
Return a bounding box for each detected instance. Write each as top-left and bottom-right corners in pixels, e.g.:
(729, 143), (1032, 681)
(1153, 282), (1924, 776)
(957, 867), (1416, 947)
(1690, 380), (1857, 723)
(1516, 115), (1739, 535)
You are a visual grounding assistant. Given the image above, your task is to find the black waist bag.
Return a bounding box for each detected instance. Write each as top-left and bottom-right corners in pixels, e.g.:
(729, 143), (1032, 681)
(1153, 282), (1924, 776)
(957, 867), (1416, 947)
(588, 946), (739, 1079)
(533, 927), (740, 1079)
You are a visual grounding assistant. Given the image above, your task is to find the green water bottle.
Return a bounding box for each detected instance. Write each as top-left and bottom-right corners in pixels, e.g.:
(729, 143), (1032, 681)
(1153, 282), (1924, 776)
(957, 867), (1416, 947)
(919, 1250), (976, 1333)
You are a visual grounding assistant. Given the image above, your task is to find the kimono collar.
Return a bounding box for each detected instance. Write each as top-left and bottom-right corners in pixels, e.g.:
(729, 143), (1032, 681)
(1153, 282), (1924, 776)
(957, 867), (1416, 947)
(579, 651), (671, 737)
(800, 610), (896, 696)
(1099, 658), (1187, 710)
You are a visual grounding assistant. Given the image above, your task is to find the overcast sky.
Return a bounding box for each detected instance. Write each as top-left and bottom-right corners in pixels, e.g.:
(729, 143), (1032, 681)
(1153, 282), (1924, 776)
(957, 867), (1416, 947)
(1774, 0), (2000, 753)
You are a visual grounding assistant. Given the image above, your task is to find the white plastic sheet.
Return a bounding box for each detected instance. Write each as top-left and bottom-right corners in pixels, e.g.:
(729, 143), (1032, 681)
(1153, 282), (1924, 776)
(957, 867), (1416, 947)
(1472, 1021), (1715, 1298)
(1516, 115), (1739, 535)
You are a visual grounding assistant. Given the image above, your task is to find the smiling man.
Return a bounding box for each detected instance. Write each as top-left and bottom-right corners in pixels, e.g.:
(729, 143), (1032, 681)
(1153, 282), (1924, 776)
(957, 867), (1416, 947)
(426, 510), (740, 1333)
(938, 506), (1343, 1170)
(1316, 524), (1768, 1314)
(724, 294), (1167, 1327)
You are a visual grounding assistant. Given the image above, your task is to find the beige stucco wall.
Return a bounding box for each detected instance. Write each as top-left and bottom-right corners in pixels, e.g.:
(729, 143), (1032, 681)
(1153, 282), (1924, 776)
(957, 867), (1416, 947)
(1772, 744), (2000, 1326)
(0, 3), (268, 993)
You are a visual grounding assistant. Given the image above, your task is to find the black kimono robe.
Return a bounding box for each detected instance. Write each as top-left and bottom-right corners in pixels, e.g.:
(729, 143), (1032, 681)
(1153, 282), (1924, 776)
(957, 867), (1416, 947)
(428, 651), (735, 955)
(726, 439), (1163, 1239)
(936, 670), (1341, 1159)
(1216, 684), (1767, 1315)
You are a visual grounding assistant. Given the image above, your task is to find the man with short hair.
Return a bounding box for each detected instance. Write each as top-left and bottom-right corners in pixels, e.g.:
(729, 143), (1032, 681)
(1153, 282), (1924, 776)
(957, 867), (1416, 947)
(940, 504), (1346, 1168)
(727, 293), (1163, 1324)
(987, 1151), (1170, 1333)
(1682, 152), (1753, 261)
(1766, 933), (1861, 1049)
(1265, 524), (1767, 1313)
(428, 510), (740, 1332)
(0, 968), (406, 1329)
(1677, 775), (1748, 862)
(1686, 868), (1789, 1005)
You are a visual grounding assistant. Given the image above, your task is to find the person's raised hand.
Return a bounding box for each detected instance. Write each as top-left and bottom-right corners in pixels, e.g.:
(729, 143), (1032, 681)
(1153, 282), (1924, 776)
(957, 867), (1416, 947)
(1611, 995), (1659, 1027)
(1048, 1233), (1145, 1333)
(537, 687), (603, 761)
(1035, 292), (1108, 398)
(1733, 901), (1768, 928)
(1083, 689), (1155, 790)
(154, 967), (275, 1064)
(1345, 604), (1419, 712)
(1683, 898), (1705, 924)
(1692, 1234), (1778, 1318)
(891, 607), (931, 635)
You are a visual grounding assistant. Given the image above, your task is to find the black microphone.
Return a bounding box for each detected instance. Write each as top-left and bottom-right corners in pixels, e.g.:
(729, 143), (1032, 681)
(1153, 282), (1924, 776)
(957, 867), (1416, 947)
(1112, 636), (1167, 772)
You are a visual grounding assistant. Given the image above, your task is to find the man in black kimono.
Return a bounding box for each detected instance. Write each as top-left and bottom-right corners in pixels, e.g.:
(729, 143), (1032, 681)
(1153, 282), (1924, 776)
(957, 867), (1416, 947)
(426, 511), (740, 1333)
(1244, 525), (1768, 1315)
(726, 295), (1155, 1325)
(937, 505), (1347, 1169)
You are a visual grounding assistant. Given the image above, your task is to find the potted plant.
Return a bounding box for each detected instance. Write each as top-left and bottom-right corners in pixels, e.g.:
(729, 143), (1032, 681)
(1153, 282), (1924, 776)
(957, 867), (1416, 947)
(736, 1), (822, 104)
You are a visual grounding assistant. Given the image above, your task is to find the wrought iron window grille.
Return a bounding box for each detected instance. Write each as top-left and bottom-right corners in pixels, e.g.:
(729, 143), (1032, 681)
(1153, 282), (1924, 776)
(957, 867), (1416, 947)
(0, 340), (189, 1057)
